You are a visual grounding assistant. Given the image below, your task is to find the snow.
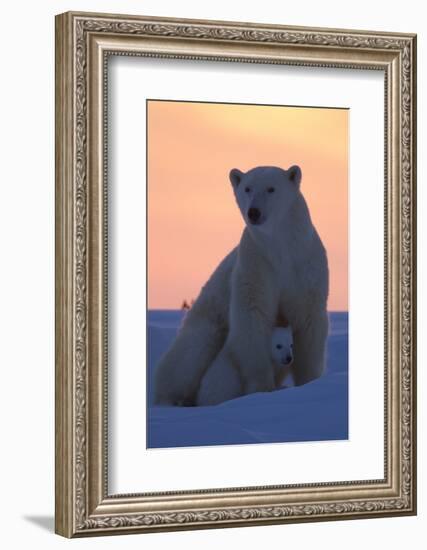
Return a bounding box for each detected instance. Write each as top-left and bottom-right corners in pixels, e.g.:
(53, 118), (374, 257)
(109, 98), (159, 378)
(147, 311), (348, 448)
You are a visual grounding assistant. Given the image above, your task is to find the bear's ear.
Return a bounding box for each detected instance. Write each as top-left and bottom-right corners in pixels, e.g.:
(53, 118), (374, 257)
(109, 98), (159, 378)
(287, 165), (302, 187)
(229, 168), (244, 188)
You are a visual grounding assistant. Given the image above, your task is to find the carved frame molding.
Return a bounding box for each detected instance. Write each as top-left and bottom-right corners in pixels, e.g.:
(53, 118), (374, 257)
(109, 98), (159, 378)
(55, 11), (416, 537)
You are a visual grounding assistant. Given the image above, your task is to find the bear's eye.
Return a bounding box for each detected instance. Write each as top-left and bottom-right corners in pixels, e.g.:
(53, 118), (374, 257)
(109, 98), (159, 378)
(267, 187), (275, 193)
(245, 186), (251, 193)
(276, 344), (282, 349)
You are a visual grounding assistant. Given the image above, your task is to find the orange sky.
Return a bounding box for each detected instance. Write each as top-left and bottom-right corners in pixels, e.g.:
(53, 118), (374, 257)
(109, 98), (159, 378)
(147, 100), (348, 311)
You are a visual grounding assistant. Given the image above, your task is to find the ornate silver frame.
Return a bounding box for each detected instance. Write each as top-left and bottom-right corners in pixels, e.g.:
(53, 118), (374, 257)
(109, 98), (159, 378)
(55, 11), (417, 537)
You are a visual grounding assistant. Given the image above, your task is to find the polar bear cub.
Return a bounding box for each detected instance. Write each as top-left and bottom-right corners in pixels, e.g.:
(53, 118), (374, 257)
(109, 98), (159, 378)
(196, 326), (294, 406)
(271, 327), (294, 388)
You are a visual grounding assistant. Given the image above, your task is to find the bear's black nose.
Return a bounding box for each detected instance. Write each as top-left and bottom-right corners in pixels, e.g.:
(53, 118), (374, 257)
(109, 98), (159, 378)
(285, 355), (292, 364)
(248, 207), (261, 223)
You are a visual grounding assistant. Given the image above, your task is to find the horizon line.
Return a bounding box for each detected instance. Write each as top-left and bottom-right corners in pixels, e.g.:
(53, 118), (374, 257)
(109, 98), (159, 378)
(148, 308), (349, 313)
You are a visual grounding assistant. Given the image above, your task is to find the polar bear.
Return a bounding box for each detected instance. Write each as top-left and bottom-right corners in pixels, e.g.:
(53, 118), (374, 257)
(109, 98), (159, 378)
(196, 326), (295, 406)
(154, 165), (329, 406)
(271, 326), (294, 388)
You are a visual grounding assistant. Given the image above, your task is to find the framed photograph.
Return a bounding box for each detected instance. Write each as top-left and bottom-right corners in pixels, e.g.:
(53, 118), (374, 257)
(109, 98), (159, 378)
(55, 11), (417, 537)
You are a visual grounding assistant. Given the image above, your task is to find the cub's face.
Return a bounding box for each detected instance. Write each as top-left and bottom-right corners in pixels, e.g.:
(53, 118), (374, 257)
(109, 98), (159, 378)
(271, 327), (294, 367)
(229, 165), (302, 232)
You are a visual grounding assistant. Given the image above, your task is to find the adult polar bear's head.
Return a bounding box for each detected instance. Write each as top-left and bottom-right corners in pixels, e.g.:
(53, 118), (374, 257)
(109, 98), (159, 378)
(229, 165), (303, 233)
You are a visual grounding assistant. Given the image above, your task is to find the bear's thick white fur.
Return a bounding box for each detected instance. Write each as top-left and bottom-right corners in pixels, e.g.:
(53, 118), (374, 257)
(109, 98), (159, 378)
(196, 326), (294, 406)
(154, 166), (329, 406)
(271, 326), (294, 389)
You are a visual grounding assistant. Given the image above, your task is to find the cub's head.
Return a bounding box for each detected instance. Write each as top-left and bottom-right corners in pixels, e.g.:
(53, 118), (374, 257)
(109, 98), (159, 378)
(229, 165), (302, 231)
(271, 327), (294, 367)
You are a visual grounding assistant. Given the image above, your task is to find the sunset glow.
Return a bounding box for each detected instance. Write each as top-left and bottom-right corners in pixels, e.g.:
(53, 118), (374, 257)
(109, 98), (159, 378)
(148, 100), (348, 311)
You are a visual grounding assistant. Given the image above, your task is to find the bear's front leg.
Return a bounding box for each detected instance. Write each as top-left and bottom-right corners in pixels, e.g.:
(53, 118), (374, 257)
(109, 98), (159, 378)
(226, 266), (278, 395)
(292, 310), (329, 386)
